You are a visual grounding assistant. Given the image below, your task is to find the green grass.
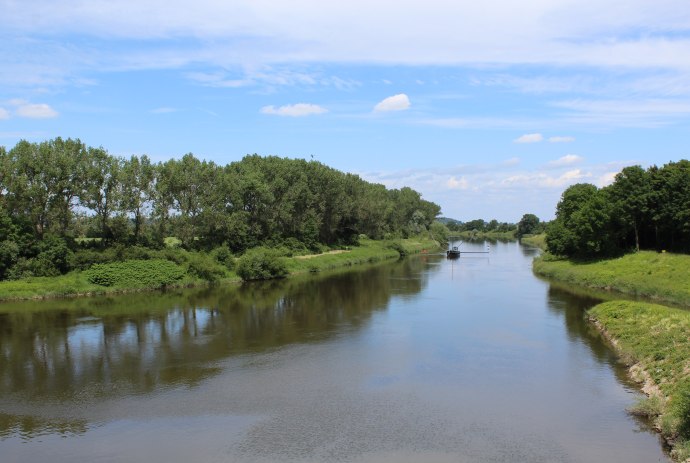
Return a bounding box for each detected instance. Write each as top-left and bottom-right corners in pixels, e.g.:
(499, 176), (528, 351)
(533, 251), (690, 307)
(285, 237), (439, 275)
(0, 237), (440, 301)
(520, 233), (546, 250)
(589, 300), (690, 459)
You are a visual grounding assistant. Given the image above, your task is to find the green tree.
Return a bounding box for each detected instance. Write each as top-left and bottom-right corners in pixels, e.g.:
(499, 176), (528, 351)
(3, 138), (85, 238)
(605, 166), (651, 252)
(80, 146), (121, 241)
(120, 155), (155, 243)
(546, 184), (616, 258)
(517, 213), (540, 238)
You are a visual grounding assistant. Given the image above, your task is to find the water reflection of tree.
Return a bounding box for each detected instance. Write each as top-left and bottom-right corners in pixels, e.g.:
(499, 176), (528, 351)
(0, 258), (433, 405)
(545, 284), (636, 384)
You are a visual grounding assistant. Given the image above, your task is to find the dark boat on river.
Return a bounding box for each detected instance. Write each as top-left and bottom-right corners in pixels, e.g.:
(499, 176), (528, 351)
(446, 246), (461, 258)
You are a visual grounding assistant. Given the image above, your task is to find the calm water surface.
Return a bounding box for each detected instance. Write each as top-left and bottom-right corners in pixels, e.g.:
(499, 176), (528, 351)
(0, 241), (669, 462)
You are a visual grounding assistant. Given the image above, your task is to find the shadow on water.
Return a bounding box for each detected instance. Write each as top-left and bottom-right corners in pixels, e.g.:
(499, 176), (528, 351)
(0, 257), (437, 438)
(544, 281), (667, 447)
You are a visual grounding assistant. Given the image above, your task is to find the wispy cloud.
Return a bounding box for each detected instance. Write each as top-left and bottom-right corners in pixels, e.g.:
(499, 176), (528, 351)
(374, 94), (410, 112)
(514, 133), (543, 143)
(4, 99), (59, 119)
(360, 158), (635, 221)
(547, 154), (583, 167)
(260, 103), (328, 117)
(553, 98), (690, 127)
(446, 176), (469, 190)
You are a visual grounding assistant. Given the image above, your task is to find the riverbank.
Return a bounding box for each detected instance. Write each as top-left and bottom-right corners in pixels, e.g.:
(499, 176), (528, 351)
(534, 250), (690, 461)
(0, 237), (439, 302)
(589, 301), (690, 461)
(533, 251), (690, 308)
(520, 233), (546, 250)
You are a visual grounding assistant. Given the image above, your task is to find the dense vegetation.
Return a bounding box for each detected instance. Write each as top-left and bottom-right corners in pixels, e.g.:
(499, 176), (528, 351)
(440, 217), (517, 235)
(0, 137), (440, 282)
(534, 160), (690, 460)
(546, 161), (690, 258)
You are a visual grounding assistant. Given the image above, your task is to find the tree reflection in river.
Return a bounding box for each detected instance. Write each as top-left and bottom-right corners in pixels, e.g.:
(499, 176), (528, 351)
(0, 258), (432, 406)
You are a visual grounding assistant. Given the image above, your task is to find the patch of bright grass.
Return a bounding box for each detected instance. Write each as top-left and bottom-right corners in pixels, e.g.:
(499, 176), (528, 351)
(534, 251), (690, 307)
(590, 300), (690, 458)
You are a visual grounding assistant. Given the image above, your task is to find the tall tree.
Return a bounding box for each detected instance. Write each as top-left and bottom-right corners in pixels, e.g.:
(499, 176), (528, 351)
(120, 155), (155, 242)
(605, 165), (651, 251)
(80, 146), (122, 241)
(3, 138), (84, 238)
(517, 213), (540, 238)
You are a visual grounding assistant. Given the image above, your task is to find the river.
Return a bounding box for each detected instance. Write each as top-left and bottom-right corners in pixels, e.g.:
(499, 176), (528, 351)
(0, 241), (669, 462)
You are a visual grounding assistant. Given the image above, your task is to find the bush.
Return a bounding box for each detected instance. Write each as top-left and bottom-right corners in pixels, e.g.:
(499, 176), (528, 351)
(186, 253), (226, 282)
(236, 247), (288, 281)
(35, 234), (73, 275)
(280, 238), (309, 256)
(69, 249), (113, 270)
(388, 241), (407, 257)
(158, 247), (190, 265)
(211, 245), (235, 270)
(85, 259), (185, 288)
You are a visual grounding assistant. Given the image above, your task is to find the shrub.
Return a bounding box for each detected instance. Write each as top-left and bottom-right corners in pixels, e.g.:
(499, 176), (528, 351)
(35, 234), (73, 275)
(69, 249), (113, 270)
(388, 241), (407, 257)
(185, 253), (226, 282)
(236, 247), (288, 281)
(158, 247), (190, 265)
(211, 245), (235, 270)
(85, 259), (185, 288)
(273, 237), (308, 256)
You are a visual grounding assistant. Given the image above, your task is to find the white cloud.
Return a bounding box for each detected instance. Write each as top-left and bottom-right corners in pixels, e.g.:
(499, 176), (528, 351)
(547, 154), (583, 167)
(514, 133), (543, 143)
(597, 171), (618, 187)
(5, 1), (690, 74)
(553, 98), (690, 127)
(446, 176), (469, 190)
(374, 94), (410, 112)
(0, 108), (9, 120)
(16, 103), (58, 118)
(549, 136), (575, 143)
(502, 169), (590, 188)
(260, 103), (328, 117)
(361, 158), (635, 221)
(7, 100), (59, 119)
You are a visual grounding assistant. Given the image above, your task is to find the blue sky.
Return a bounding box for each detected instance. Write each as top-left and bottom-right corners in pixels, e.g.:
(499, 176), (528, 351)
(2, 0), (690, 221)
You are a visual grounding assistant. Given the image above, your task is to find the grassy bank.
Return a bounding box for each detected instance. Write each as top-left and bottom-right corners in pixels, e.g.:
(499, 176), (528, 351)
(285, 237), (437, 275)
(533, 251), (690, 308)
(589, 301), (690, 461)
(0, 237), (439, 302)
(520, 233), (546, 250)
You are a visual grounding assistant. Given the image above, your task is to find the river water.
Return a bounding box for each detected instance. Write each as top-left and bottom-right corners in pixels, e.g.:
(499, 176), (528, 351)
(0, 241), (669, 462)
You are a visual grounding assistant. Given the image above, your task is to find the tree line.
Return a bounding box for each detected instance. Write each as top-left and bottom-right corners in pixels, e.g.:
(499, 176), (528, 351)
(439, 217), (517, 234)
(547, 160), (690, 258)
(0, 137), (440, 280)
